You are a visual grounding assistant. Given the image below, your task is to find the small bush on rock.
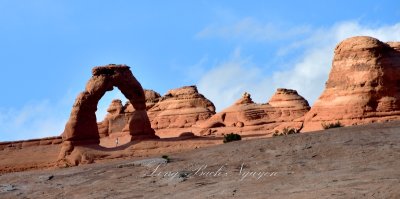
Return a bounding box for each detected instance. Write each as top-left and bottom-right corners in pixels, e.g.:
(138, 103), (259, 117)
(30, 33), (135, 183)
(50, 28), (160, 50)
(321, 121), (343, 129)
(223, 133), (242, 143)
(282, 127), (297, 135)
(272, 127), (300, 137)
(161, 155), (170, 163)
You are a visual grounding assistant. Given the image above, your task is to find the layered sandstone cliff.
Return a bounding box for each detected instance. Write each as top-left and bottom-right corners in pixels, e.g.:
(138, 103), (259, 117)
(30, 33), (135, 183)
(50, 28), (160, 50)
(0, 136), (62, 150)
(143, 89), (162, 110)
(146, 86), (216, 129)
(303, 36), (400, 131)
(99, 85), (216, 138)
(198, 88), (310, 135)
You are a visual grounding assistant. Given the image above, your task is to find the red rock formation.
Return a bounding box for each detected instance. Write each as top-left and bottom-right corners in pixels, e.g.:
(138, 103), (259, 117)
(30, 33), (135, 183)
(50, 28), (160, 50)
(97, 99), (125, 138)
(99, 85), (216, 138)
(122, 90), (162, 113)
(198, 89), (310, 136)
(147, 86), (216, 129)
(60, 64), (158, 162)
(0, 136), (62, 151)
(303, 36), (400, 131)
(144, 89), (161, 110)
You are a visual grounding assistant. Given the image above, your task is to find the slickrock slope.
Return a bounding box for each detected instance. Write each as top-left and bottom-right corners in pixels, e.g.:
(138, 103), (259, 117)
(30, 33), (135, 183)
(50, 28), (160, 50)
(2, 121), (399, 198)
(198, 89), (310, 136)
(303, 36), (400, 131)
(98, 86), (216, 139)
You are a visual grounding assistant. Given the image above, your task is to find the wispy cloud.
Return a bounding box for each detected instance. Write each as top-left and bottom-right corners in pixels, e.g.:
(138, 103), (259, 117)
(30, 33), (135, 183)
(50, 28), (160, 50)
(196, 21), (400, 111)
(197, 48), (267, 110)
(272, 21), (400, 104)
(0, 100), (68, 141)
(196, 17), (311, 42)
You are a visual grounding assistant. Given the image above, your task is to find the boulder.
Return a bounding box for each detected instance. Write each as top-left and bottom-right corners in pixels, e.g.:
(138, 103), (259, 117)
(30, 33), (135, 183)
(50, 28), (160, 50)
(144, 89), (161, 110)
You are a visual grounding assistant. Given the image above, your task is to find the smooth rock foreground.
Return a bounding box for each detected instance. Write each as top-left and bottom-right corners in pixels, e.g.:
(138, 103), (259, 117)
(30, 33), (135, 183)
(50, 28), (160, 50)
(2, 121), (400, 198)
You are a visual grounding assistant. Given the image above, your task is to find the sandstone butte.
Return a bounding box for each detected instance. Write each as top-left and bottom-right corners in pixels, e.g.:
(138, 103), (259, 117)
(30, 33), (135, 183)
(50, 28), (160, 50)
(303, 36), (400, 131)
(196, 89), (310, 136)
(98, 85), (216, 139)
(99, 87), (310, 139)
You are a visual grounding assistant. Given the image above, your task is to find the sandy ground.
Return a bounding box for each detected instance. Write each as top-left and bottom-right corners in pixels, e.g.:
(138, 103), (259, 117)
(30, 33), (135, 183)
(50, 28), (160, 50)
(0, 122), (400, 198)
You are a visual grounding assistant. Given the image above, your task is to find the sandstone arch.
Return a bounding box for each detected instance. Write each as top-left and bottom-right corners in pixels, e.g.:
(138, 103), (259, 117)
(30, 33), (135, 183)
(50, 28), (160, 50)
(60, 65), (158, 160)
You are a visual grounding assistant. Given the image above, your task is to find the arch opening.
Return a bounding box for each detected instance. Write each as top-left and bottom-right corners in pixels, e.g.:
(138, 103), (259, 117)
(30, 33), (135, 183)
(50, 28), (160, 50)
(96, 89), (133, 148)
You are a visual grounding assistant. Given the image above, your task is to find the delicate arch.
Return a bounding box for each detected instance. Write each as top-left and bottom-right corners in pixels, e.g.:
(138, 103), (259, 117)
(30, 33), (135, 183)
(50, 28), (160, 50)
(62, 64), (158, 146)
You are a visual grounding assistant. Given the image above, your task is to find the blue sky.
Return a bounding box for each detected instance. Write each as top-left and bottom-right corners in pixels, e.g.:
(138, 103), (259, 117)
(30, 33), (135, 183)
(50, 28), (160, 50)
(1, 0), (400, 141)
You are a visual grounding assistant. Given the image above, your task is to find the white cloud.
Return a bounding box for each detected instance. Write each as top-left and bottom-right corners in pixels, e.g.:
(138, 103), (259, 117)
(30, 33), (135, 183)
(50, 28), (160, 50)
(0, 100), (68, 141)
(197, 48), (268, 110)
(272, 21), (400, 103)
(197, 21), (400, 111)
(196, 17), (311, 42)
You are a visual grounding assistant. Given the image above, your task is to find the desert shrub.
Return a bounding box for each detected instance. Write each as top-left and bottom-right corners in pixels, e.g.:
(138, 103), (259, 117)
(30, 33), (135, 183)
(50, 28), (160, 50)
(179, 132), (195, 137)
(161, 155), (170, 163)
(272, 130), (280, 137)
(321, 121), (343, 129)
(282, 127), (297, 135)
(272, 127), (300, 137)
(223, 133), (242, 143)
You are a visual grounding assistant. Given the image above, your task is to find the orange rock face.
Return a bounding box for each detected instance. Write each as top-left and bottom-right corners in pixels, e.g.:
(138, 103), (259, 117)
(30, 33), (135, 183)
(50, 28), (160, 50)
(303, 36), (400, 131)
(144, 89), (161, 110)
(98, 85), (216, 138)
(198, 89), (310, 135)
(97, 99), (125, 138)
(0, 136), (62, 151)
(60, 65), (158, 163)
(147, 86), (216, 129)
